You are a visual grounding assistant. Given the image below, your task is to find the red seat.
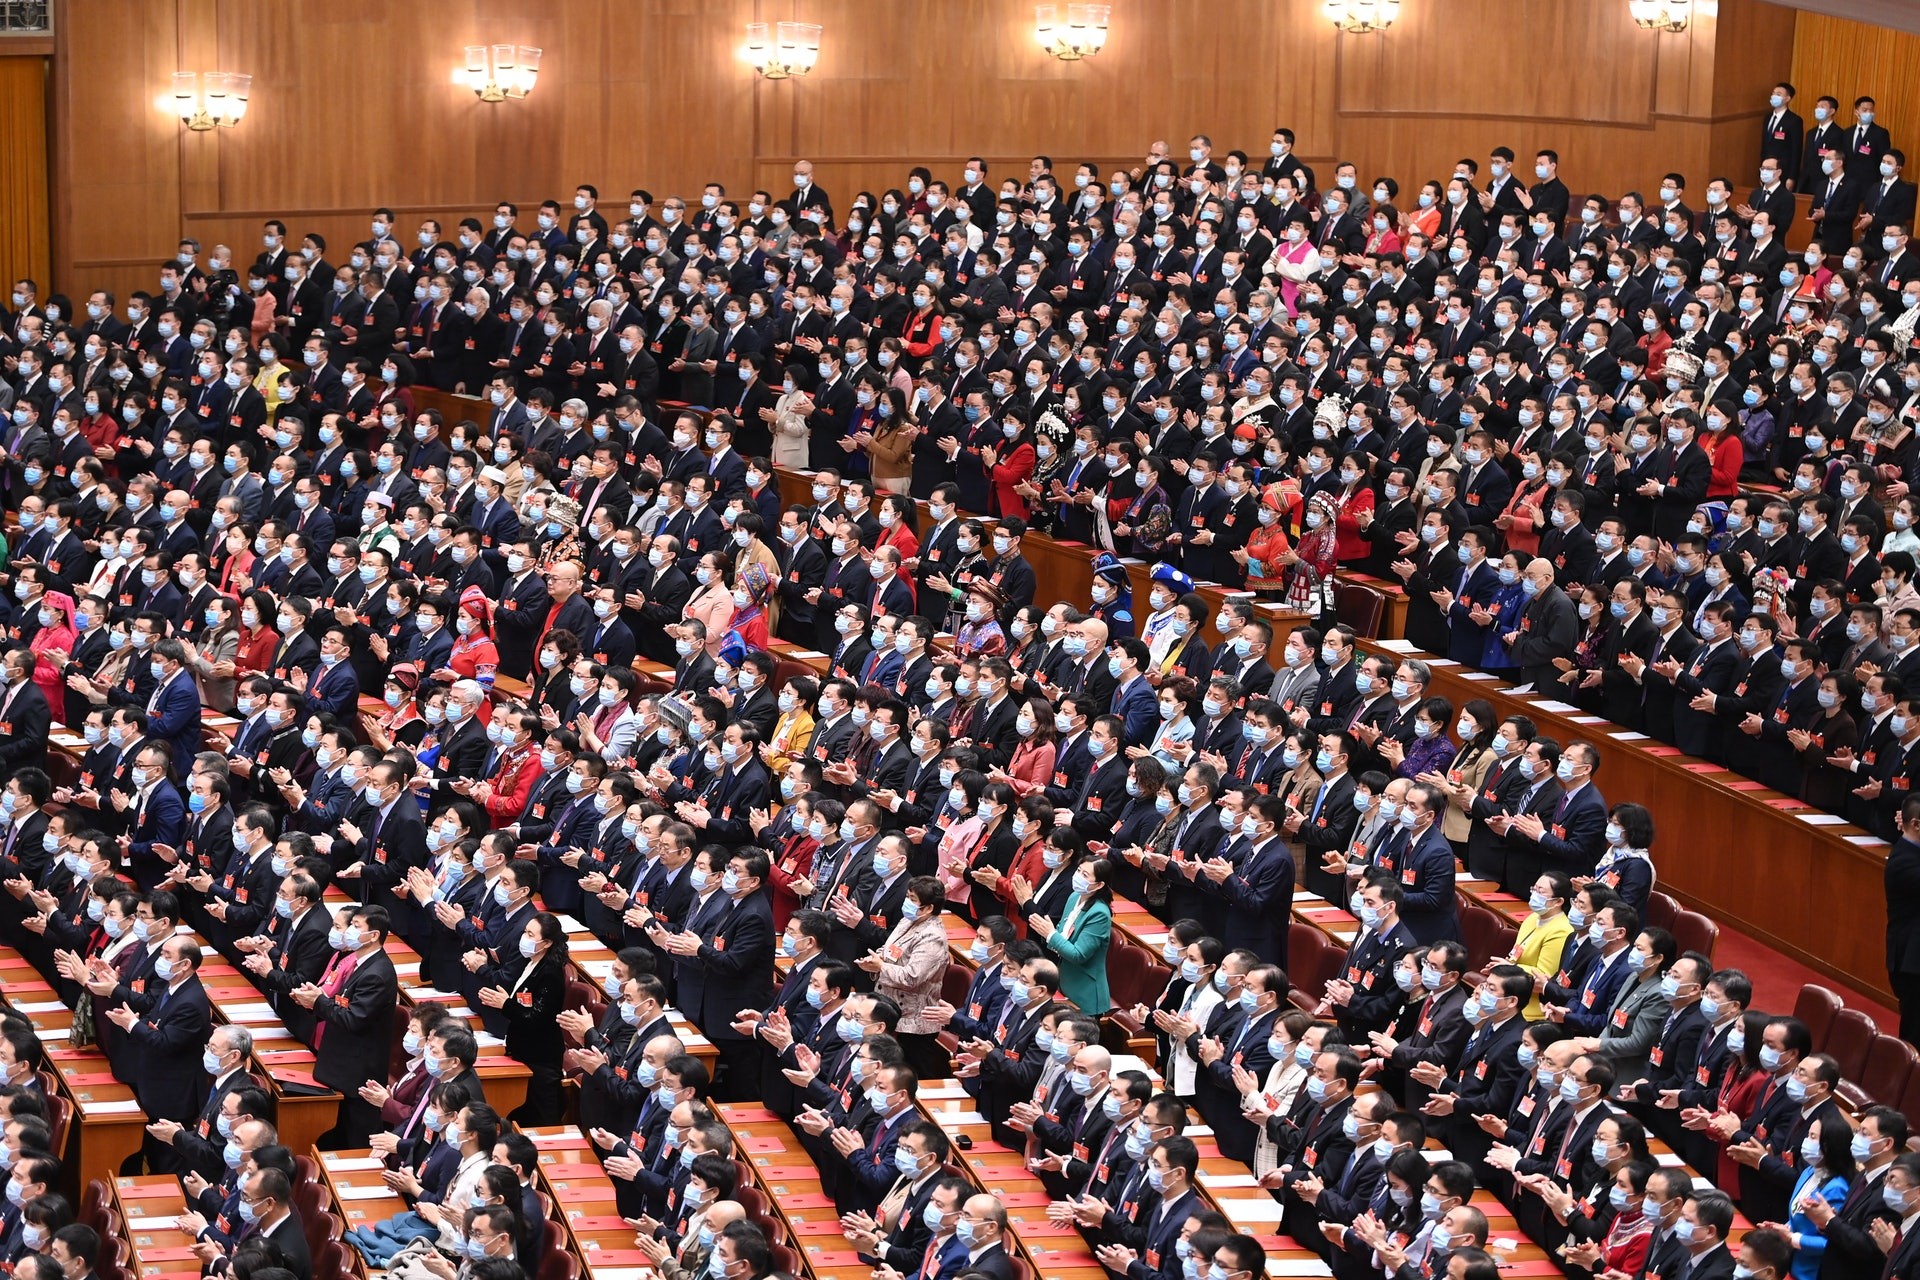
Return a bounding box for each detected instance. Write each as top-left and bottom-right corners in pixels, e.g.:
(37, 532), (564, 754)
(1643, 891), (1681, 932)
(562, 977), (599, 1023)
(1106, 943), (1172, 1018)
(1860, 1035), (1919, 1111)
(1826, 1008), (1879, 1082)
(1288, 922), (1329, 1009)
(1794, 984), (1845, 1053)
(294, 1154), (320, 1186)
(80, 1180), (110, 1231)
(43, 1092), (71, 1157)
(1334, 582), (1387, 639)
(1896, 1062), (1920, 1133)
(538, 1251), (581, 1280)
(768, 1244), (804, 1277)
(1669, 910), (1719, 961)
(940, 962), (974, 1007)
(1459, 904), (1517, 973)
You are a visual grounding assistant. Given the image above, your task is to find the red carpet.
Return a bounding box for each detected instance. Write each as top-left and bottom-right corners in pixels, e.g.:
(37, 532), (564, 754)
(1713, 918), (1898, 1028)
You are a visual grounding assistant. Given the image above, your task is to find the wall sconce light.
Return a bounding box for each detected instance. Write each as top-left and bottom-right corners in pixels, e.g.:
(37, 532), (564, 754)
(1035, 5), (1110, 60)
(1323, 0), (1400, 33)
(744, 22), (822, 78)
(463, 44), (542, 101)
(1628, 0), (1691, 30)
(172, 71), (251, 130)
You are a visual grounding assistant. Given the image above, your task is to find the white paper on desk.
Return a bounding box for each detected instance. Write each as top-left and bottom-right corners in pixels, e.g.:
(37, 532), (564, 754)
(223, 1002), (274, 1017)
(38, 1028), (68, 1041)
(932, 1110), (987, 1125)
(1528, 699), (1579, 712)
(1796, 813), (1848, 826)
(249, 1027), (293, 1041)
(1609, 731), (1651, 741)
(1507, 682), (1535, 695)
(1570, 715), (1606, 725)
(1375, 639), (1417, 653)
(1112, 1056), (1154, 1076)
(411, 987), (453, 1000)
(474, 1032), (505, 1047)
(1216, 1197), (1285, 1223)
(83, 1099), (142, 1114)
(1185, 1124), (1214, 1136)
(589, 1269), (655, 1280)
(321, 1157), (386, 1172)
(1292, 890), (1324, 902)
(1457, 670), (1497, 681)
(1202, 1173), (1262, 1189)
(15, 1001), (65, 1014)
(1424, 657), (1458, 667)
(1267, 1263), (1334, 1278)
(336, 1185), (397, 1201)
(1654, 1152), (1684, 1166)
(1848, 836), (1891, 848)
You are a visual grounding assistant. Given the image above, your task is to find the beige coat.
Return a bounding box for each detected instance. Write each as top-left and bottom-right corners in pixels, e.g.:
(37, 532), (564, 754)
(875, 913), (952, 1034)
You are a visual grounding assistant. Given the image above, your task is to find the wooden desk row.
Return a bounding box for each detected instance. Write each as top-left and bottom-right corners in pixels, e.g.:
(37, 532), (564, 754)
(1322, 635), (1899, 1006)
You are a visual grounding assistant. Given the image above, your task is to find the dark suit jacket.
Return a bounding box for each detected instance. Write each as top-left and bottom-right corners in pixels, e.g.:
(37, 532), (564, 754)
(310, 949), (400, 1096)
(683, 890), (776, 1040)
(0, 678), (50, 780)
(126, 973), (215, 1122)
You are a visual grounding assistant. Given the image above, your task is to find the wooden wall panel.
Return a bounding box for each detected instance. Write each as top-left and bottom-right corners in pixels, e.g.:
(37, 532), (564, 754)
(1790, 9), (1920, 163)
(1337, 0), (1658, 125)
(53, 0), (1810, 306)
(0, 57), (50, 296)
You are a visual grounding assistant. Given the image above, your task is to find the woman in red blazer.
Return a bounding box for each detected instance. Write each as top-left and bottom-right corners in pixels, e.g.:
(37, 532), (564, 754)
(874, 494), (921, 560)
(985, 416), (1037, 520)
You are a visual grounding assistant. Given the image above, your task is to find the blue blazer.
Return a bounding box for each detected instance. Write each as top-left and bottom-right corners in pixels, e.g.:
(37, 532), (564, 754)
(303, 657), (361, 720)
(1533, 782), (1609, 876)
(1111, 677), (1158, 747)
(1393, 827), (1461, 943)
(143, 673), (203, 773)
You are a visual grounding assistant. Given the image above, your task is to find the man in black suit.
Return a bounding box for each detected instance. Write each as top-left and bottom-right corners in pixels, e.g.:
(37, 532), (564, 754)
(108, 933), (213, 1174)
(297, 902), (399, 1146)
(1669, 1190), (1739, 1280)
(1889, 804), (1920, 1044)
(1759, 83), (1805, 189)
(145, 1026), (260, 1183)
(1634, 1169), (1697, 1280)
(233, 1166), (312, 1280)
(1507, 559), (1580, 691)
(1410, 965), (1532, 1167)
(1663, 602), (1744, 763)
(0, 648), (51, 784)
(341, 759), (429, 942)
(673, 849), (775, 1100)
(242, 869), (334, 1042)
(1093, 1136), (1200, 1280)
(1804, 1104), (1906, 1279)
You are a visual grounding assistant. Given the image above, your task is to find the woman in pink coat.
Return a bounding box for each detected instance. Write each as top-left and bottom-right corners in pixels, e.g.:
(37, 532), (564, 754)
(28, 590), (77, 712)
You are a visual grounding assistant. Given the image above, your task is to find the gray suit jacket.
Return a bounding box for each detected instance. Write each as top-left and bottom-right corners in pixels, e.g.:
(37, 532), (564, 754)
(1592, 971), (1671, 1082)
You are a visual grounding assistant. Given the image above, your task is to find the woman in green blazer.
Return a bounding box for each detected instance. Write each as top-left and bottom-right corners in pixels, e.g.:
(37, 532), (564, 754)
(1032, 854), (1115, 1014)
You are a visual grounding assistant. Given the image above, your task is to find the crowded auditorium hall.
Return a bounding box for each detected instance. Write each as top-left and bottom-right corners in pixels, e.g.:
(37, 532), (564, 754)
(7, 1), (1920, 1278)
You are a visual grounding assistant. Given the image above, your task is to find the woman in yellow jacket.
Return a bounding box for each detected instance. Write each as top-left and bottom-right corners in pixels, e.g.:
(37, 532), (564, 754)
(761, 673), (818, 774)
(1506, 870), (1575, 1019)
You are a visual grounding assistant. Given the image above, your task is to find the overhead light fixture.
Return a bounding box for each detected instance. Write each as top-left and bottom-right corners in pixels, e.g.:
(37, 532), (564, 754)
(744, 22), (822, 79)
(1323, 0), (1399, 33)
(463, 44), (542, 101)
(1035, 5), (1110, 60)
(1629, 0), (1691, 30)
(172, 71), (251, 131)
